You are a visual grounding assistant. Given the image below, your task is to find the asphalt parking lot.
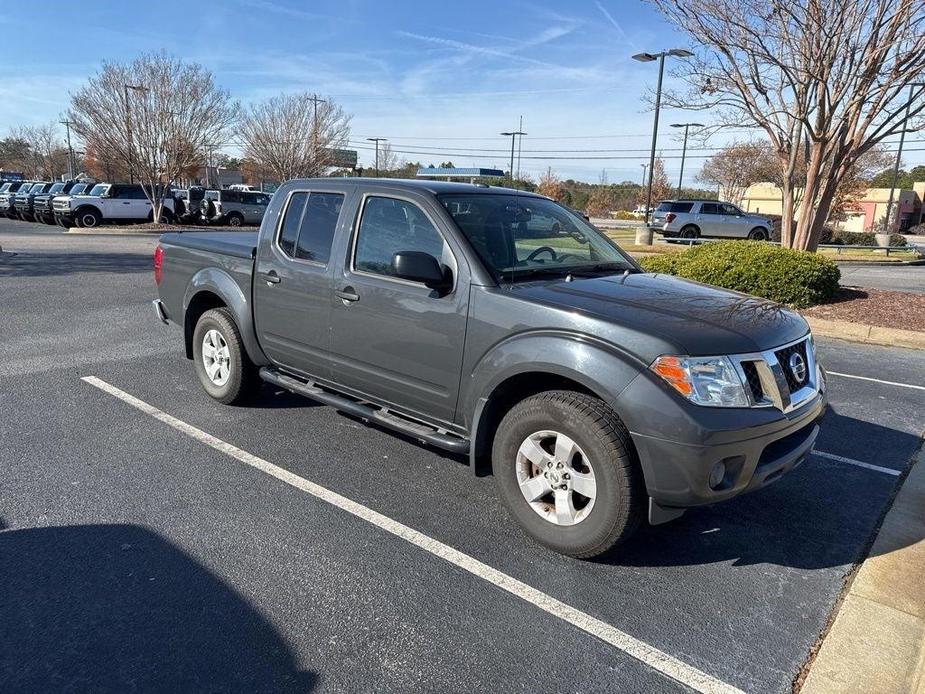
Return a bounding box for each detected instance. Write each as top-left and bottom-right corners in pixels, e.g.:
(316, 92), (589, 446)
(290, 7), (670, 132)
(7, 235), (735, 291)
(1, 218), (923, 693)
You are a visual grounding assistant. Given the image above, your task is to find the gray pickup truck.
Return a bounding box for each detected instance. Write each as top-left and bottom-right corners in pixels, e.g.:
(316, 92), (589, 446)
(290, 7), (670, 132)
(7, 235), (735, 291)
(154, 179), (827, 558)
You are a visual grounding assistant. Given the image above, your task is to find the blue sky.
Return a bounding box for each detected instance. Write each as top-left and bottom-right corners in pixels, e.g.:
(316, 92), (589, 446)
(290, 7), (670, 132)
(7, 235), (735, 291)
(1, 0), (917, 183)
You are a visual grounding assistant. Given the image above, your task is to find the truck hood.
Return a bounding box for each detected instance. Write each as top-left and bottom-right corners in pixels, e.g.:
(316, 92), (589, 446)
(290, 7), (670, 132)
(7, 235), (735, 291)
(511, 271), (808, 356)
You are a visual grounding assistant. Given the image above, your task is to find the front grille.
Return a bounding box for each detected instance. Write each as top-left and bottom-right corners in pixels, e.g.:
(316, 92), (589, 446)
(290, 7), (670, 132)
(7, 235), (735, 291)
(741, 361), (764, 401)
(775, 340), (809, 392)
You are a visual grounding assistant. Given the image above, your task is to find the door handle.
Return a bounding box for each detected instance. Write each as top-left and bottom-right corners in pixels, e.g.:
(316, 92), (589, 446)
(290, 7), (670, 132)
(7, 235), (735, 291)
(334, 287), (360, 303)
(262, 270), (281, 285)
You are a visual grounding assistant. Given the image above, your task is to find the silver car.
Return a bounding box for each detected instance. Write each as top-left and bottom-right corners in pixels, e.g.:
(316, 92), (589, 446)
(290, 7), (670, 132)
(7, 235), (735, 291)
(649, 200), (774, 241)
(200, 189), (272, 227)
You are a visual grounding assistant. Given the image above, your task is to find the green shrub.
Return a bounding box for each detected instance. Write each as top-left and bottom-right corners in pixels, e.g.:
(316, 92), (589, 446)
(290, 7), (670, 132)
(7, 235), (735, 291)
(638, 241), (841, 308)
(824, 230), (907, 247)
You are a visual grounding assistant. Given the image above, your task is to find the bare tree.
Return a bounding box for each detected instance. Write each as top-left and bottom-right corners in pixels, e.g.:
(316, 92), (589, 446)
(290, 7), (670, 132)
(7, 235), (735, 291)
(698, 140), (778, 203)
(537, 167), (568, 203)
(4, 124), (69, 180)
(375, 141), (401, 173)
(654, 0), (925, 250)
(637, 156), (672, 205)
(69, 53), (238, 221)
(238, 92), (351, 182)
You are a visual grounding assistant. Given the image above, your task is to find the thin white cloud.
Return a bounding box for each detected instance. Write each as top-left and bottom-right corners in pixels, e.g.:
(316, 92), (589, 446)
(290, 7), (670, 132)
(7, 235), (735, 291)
(594, 1), (627, 40)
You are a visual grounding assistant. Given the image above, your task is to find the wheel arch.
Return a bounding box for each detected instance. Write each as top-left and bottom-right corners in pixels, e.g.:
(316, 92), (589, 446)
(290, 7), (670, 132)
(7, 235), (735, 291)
(182, 268), (269, 365)
(74, 204), (102, 221)
(465, 334), (643, 476)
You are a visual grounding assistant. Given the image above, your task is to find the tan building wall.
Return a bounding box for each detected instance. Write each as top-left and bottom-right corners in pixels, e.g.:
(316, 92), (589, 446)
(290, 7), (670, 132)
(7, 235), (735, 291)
(740, 182), (924, 232)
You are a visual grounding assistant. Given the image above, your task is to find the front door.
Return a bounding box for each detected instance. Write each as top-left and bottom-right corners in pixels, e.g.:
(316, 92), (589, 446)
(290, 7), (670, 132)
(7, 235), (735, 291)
(253, 189), (344, 380)
(329, 194), (469, 424)
(720, 203), (750, 237)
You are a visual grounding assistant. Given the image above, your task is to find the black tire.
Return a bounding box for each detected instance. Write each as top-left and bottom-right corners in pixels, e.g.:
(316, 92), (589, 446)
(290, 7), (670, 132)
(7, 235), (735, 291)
(76, 207), (101, 228)
(42, 214), (57, 226)
(492, 390), (645, 558)
(679, 225), (700, 239)
(56, 216), (73, 229)
(192, 307), (259, 405)
(748, 227), (768, 241)
(226, 212), (244, 227)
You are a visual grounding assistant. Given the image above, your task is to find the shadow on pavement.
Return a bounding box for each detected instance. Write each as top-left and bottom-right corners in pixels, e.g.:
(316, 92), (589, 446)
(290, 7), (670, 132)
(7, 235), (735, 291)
(0, 252), (152, 277)
(0, 523), (317, 693)
(609, 407), (921, 571)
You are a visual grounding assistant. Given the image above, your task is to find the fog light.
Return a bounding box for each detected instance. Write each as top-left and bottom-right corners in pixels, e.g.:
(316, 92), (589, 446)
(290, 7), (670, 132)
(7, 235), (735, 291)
(709, 461), (726, 490)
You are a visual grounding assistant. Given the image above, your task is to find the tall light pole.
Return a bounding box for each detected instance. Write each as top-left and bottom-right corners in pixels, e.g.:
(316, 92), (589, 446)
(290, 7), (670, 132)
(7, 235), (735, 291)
(123, 83), (148, 184)
(632, 48), (693, 222)
(639, 163), (648, 188)
(500, 129), (526, 186)
(883, 82), (925, 234)
(59, 119), (75, 180)
(366, 137), (387, 177)
(670, 122), (703, 197)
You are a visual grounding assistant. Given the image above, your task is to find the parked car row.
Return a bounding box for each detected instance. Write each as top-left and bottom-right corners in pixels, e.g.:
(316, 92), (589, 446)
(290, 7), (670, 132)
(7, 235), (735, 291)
(0, 181), (270, 229)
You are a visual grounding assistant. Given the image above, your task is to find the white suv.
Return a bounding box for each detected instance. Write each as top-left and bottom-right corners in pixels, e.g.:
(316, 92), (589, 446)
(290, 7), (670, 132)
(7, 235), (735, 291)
(53, 183), (175, 228)
(649, 200), (774, 240)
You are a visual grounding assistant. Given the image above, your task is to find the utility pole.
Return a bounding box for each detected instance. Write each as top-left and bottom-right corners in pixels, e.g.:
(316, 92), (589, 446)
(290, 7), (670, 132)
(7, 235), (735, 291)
(883, 82), (925, 235)
(516, 115), (524, 180)
(639, 163), (648, 188)
(123, 83), (148, 184)
(500, 129), (526, 186)
(632, 48), (693, 222)
(59, 119), (76, 180)
(366, 137), (387, 177)
(308, 94), (326, 174)
(670, 122), (703, 197)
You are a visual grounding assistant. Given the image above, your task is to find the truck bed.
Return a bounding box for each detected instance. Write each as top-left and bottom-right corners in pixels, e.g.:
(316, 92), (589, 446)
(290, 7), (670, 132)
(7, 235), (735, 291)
(158, 231), (258, 259)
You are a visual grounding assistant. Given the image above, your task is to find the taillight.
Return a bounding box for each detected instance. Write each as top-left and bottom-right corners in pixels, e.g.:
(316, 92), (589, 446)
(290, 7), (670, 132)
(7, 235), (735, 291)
(665, 213), (676, 223)
(154, 245), (163, 285)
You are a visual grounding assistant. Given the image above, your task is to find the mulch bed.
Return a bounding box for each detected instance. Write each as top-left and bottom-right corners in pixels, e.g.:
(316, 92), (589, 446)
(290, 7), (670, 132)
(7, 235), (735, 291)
(802, 287), (925, 332)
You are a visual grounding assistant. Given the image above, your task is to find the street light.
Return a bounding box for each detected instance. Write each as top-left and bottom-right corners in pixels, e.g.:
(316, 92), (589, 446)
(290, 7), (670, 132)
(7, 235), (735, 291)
(501, 130), (527, 186)
(670, 122), (704, 197)
(123, 83), (148, 184)
(883, 82), (925, 234)
(633, 48), (693, 222)
(366, 137), (387, 177)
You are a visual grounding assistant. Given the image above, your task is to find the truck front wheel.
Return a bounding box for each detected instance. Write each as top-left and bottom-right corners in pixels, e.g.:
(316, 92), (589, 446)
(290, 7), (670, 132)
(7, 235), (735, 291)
(192, 308), (259, 404)
(492, 390), (645, 558)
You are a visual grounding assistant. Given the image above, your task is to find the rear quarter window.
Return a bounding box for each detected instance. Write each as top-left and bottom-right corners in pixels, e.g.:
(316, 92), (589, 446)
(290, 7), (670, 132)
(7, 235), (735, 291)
(656, 202), (694, 213)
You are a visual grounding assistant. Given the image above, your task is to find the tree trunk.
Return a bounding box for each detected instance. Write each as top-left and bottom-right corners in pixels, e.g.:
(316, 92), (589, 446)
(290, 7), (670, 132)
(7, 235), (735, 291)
(780, 186), (795, 248)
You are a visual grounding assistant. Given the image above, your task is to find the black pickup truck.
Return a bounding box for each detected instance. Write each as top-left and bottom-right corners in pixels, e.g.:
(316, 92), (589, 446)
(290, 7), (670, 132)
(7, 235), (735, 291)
(153, 179), (826, 558)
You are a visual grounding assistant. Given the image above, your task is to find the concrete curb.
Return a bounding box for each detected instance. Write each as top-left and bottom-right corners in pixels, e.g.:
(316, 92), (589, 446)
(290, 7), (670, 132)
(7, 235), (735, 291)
(804, 316), (925, 350)
(833, 259), (925, 267)
(800, 444), (925, 693)
(67, 226), (247, 235)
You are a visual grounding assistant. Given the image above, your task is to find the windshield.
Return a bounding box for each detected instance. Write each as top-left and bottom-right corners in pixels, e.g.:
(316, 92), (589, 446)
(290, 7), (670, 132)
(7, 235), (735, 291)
(88, 184), (109, 196)
(0, 183), (9, 193)
(438, 193), (636, 281)
(47, 183), (65, 194)
(28, 183), (45, 193)
(70, 183), (87, 195)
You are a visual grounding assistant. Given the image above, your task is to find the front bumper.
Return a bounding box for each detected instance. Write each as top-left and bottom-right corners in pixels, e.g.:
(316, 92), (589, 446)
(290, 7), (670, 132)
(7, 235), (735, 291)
(631, 390), (826, 521)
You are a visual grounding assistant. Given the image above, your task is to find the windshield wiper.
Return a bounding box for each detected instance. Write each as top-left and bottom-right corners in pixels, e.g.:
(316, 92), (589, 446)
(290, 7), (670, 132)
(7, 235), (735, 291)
(503, 266), (574, 282)
(565, 262), (637, 277)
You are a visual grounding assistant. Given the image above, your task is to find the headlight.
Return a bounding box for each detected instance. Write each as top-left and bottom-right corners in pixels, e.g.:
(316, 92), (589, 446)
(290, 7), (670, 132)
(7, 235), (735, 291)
(650, 355), (749, 407)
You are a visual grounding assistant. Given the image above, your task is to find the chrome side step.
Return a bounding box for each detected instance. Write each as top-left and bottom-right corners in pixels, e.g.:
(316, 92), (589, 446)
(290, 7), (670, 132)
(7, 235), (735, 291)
(259, 367), (470, 455)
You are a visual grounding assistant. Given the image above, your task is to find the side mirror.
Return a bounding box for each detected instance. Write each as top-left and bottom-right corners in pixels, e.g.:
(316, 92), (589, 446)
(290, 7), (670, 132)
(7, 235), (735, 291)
(391, 251), (451, 292)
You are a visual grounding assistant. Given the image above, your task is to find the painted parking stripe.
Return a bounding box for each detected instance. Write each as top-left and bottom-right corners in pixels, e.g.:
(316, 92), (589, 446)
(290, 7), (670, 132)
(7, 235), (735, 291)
(813, 450), (901, 477)
(827, 371), (925, 392)
(81, 375), (743, 694)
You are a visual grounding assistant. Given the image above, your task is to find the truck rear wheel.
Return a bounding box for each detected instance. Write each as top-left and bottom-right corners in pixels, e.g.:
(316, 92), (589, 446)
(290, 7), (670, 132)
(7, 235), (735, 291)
(492, 390), (644, 558)
(192, 308), (259, 405)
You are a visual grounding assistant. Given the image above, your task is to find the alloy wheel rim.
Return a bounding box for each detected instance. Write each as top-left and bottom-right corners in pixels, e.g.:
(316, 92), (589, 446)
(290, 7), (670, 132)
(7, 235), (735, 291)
(516, 430), (596, 526)
(201, 329), (231, 386)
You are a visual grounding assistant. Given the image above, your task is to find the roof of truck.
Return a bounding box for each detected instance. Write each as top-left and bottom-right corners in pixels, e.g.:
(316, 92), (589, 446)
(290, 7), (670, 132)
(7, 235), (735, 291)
(284, 177), (545, 197)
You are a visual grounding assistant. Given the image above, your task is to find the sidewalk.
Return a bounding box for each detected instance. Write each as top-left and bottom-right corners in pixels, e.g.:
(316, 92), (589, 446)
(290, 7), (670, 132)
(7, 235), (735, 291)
(801, 444), (925, 693)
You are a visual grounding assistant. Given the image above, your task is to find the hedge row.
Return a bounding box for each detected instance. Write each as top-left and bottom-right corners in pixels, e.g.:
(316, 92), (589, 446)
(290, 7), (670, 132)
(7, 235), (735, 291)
(639, 242), (841, 308)
(820, 229), (907, 247)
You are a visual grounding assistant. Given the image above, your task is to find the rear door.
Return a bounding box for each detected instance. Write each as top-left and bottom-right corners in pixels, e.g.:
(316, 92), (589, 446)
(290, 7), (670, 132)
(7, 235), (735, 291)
(328, 193), (470, 423)
(696, 202), (726, 237)
(253, 189), (344, 379)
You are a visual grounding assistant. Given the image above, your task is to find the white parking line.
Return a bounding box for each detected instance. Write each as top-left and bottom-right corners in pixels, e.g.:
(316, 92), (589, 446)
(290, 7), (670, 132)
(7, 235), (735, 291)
(81, 375), (743, 694)
(813, 450), (902, 477)
(826, 371), (925, 392)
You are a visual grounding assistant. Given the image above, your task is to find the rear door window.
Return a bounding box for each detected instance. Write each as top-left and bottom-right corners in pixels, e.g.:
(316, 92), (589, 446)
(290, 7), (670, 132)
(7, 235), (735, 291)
(294, 192), (343, 263)
(278, 192), (308, 256)
(699, 202), (720, 215)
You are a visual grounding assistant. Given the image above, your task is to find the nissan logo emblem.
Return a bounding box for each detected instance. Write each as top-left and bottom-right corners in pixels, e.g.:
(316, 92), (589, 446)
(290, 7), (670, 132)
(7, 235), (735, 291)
(789, 352), (807, 384)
